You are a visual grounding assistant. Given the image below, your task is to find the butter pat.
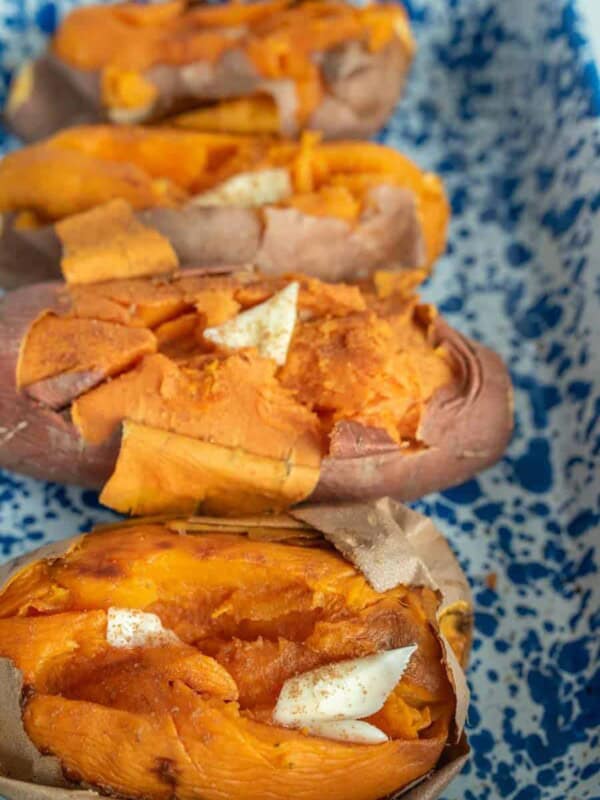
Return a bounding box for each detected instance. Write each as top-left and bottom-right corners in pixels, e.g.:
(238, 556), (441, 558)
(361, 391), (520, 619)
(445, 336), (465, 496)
(204, 282), (299, 366)
(106, 607), (180, 649)
(301, 719), (389, 745)
(192, 168), (292, 208)
(273, 645), (417, 743)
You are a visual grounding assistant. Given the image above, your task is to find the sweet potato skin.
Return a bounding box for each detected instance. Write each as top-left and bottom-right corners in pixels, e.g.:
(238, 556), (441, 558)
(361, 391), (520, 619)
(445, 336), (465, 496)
(4, 54), (100, 145)
(0, 214), (62, 290)
(0, 283), (117, 487)
(0, 284), (512, 500)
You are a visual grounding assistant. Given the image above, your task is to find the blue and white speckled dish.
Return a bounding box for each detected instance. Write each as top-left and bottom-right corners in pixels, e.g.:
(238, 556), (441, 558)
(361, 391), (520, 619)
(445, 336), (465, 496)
(0, 2), (599, 798)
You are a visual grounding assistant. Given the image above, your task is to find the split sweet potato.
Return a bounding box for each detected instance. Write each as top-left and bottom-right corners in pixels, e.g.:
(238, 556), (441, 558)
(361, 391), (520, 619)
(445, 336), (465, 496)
(0, 265), (513, 516)
(0, 499), (471, 800)
(5, 0), (414, 142)
(0, 126), (448, 289)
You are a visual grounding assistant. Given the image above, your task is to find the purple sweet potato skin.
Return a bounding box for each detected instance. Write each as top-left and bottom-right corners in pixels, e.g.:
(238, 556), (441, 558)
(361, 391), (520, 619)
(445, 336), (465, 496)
(0, 285), (512, 501)
(0, 283), (117, 487)
(310, 320), (514, 502)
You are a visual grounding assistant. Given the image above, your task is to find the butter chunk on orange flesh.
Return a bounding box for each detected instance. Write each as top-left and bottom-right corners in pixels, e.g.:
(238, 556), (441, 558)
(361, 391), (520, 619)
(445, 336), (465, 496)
(0, 127), (446, 264)
(14, 269), (456, 515)
(16, 311), (156, 389)
(234, 275), (366, 318)
(71, 352), (322, 469)
(56, 199), (179, 284)
(204, 282), (298, 366)
(100, 420), (321, 515)
(0, 129), (446, 269)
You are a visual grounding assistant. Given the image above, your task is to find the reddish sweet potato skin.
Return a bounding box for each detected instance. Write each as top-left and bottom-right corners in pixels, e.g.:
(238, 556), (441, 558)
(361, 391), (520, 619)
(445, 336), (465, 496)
(0, 283), (117, 487)
(0, 285), (512, 499)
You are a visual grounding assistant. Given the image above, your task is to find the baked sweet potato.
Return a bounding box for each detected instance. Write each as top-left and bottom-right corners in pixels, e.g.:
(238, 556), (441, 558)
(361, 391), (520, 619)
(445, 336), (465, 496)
(5, 0), (414, 143)
(0, 126), (448, 289)
(0, 258), (513, 515)
(0, 499), (471, 800)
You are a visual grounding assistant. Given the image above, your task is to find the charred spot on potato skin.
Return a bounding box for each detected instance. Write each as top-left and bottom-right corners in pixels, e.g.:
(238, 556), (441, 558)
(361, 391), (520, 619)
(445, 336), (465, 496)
(444, 610), (473, 636)
(93, 782), (134, 799)
(152, 757), (179, 789)
(155, 539), (175, 550)
(20, 684), (36, 707)
(62, 765), (85, 786)
(187, 537), (269, 563)
(76, 561), (124, 579)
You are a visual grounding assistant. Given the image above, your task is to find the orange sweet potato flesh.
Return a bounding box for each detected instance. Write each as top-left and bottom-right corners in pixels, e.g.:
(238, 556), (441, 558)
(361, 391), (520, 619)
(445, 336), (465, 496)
(15, 269), (454, 513)
(16, 311), (157, 408)
(72, 352), (322, 463)
(0, 127), (263, 220)
(172, 95), (282, 136)
(279, 303), (454, 444)
(48, 126), (262, 194)
(0, 139), (185, 220)
(100, 420), (321, 516)
(0, 126), (448, 268)
(0, 524), (457, 800)
(57, 199), (179, 284)
(288, 140), (449, 265)
(67, 272), (232, 328)
(52, 0), (289, 71)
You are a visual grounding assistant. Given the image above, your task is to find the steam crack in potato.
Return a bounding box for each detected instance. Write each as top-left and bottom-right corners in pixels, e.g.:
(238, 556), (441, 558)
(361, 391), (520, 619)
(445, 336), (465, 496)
(14, 268), (459, 515)
(0, 520), (467, 800)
